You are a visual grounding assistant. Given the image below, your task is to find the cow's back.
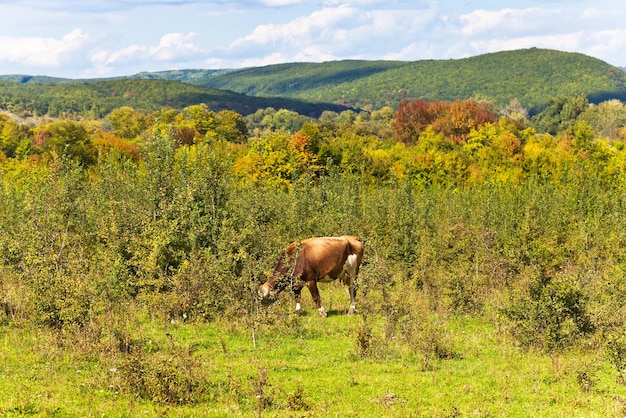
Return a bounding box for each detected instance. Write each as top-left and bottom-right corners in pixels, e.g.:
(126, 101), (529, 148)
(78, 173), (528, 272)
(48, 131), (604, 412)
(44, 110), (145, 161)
(297, 237), (351, 281)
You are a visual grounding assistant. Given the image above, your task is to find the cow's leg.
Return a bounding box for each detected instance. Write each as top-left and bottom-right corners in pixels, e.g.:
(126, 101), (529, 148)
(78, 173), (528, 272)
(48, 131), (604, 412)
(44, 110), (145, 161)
(290, 284), (304, 313)
(306, 281), (327, 317)
(348, 282), (357, 315)
(344, 254), (358, 315)
(295, 290), (302, 312)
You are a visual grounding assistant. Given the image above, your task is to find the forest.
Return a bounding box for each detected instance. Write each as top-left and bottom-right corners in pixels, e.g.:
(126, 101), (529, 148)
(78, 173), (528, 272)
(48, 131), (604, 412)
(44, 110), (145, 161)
(3, 48), (626, 119)
(0, 78), (347, 120)
(3, 71), (626, 414)
(167, 48), (626, 111)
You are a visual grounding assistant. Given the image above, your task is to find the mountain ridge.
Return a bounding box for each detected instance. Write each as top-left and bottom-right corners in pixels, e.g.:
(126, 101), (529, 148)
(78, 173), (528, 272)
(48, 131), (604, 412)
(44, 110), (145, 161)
(1, 48), (625, 116)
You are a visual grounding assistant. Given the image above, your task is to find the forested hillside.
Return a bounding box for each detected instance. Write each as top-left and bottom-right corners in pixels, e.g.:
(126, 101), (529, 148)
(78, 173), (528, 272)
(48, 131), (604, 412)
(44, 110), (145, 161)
(190, 48), (626, 111)
(0, 78), (348, 119)
(2, 49), (625, 118)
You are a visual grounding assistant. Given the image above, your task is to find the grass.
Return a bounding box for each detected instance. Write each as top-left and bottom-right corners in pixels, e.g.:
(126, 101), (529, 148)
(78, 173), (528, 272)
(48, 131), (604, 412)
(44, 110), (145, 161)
(1, 285), (625, 417)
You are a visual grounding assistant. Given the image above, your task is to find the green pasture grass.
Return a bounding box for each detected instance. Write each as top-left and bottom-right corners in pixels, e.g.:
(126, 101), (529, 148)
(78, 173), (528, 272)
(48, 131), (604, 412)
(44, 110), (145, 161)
(1, 285), (625, 417)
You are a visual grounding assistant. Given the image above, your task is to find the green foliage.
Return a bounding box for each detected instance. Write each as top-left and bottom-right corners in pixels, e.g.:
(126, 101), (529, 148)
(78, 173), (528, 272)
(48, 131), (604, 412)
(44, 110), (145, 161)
(108, 106), (151, 140)
(116, 345), (207, 405)
(40, 120), (97, 165)
(531, 95), (589, 134)
(0, 114), (31, 158)
(196, 48), (626, 111)
(0, 78), (347, 119)
(505, 272), (593, 351)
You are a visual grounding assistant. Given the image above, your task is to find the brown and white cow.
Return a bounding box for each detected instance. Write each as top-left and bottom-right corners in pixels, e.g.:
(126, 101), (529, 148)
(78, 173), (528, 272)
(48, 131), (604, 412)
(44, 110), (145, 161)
(259, 236), (365, 317)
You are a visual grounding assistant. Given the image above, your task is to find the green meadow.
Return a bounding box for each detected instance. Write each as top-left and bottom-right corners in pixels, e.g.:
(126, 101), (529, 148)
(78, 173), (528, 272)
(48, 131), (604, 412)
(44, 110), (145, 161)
(2, 289), (625, 417)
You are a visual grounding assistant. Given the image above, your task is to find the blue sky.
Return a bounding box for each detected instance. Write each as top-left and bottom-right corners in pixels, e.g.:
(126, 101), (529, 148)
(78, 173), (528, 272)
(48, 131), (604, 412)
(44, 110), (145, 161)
(0, 0), (625, 78)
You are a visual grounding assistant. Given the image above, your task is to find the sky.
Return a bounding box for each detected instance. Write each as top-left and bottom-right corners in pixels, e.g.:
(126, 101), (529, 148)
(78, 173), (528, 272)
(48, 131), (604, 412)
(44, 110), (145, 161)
(0, 0), (625, 79)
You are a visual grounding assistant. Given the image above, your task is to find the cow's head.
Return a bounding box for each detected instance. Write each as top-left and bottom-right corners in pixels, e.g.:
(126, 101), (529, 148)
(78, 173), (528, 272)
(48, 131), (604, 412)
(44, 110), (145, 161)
(258, 282), (274, 300)
(259, 279), (285, 304)
(258, 274), (292, 303)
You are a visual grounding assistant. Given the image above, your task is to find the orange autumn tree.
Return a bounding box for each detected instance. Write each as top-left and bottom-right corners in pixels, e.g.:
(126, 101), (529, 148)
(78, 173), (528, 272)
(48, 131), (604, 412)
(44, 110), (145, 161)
(393, 99), (497, 145)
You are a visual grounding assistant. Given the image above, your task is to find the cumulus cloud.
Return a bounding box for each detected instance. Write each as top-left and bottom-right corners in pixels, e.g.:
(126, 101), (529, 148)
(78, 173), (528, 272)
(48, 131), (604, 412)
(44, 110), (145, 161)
(459, 8), (550, 36)
(458, 6), (626, 63)
(0, 27), (208, 77)
(223, 4), (441, 65)
(90, 32), (203, 74)
(0, 29), (94, 68)
(230, 5), (358, 50)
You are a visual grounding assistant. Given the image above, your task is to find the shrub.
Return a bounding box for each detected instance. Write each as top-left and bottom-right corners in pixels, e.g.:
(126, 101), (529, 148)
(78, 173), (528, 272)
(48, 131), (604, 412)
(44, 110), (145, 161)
(285, 384), (310, 411)
(116, 347), (207, 405)
(400, 314), (456, 370)
(605, 331), (626, 384)
(504, 271), (594, 351)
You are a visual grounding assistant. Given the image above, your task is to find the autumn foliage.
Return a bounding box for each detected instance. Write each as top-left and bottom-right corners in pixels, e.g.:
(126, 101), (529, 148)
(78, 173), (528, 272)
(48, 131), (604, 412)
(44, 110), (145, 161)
(393, 98), (497, 144)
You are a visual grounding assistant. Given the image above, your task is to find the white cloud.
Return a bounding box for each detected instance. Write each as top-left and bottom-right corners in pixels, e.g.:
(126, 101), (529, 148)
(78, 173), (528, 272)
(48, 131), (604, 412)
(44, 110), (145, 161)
(90, 32), (202, 74)
(459, 8), (555, 37)
(0, 29), (93, 68)
(230, 5), (359, 50)
(152, 32), (201, 60)
(583, 28), (626, 57)
(224, 4), (440, 64)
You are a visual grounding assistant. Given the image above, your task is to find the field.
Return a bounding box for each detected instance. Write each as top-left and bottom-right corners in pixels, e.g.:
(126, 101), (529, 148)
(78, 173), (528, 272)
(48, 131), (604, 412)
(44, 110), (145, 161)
(2, 285), (625, 417)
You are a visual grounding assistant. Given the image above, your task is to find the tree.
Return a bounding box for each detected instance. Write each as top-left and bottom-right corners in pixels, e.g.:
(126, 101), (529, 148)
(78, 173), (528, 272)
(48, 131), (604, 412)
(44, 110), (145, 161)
(433, 99), (496, 143)
(578, 100), (626, 139)
(182, 104), (216, 136)
(108, 106), (149, 140)
(393, 99), (496, 144)
(531, 95), (589, 135)
(43, 120), (96, 165)
(1, 115), (31, 158)
(393, 99), (443, 144)
(261, 109), (310, 133)
(371, 106), (395, 124)
(213, 110), (248, 144)
(500, 98), (529, 123)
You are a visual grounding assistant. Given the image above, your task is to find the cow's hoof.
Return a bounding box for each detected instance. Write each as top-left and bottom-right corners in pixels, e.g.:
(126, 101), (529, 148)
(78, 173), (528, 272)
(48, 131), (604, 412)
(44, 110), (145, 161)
(348, 307), (357, 315)
(318, 308), (327, 318)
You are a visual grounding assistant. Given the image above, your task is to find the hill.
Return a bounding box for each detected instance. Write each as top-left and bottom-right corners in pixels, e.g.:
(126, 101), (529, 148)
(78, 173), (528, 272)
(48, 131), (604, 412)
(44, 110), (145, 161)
(2, 49), (625, 117)
(177, 48), (626, 112)
(0, 78), (348, 118)
(0, 74), (70, 83)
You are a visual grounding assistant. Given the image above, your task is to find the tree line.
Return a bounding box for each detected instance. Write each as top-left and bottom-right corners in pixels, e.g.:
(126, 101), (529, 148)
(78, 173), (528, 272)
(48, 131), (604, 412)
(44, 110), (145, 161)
(3, 94), (626, 189)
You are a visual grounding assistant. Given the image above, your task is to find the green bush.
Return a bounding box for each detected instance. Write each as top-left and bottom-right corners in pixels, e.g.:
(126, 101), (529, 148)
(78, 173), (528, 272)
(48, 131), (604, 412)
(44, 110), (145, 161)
(504, 271), (593, 351)
(115, 345), (208, 405)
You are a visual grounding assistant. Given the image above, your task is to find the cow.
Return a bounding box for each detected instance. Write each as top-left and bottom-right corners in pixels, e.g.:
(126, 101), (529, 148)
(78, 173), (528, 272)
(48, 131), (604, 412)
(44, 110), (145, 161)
(258, 236), (365, 317)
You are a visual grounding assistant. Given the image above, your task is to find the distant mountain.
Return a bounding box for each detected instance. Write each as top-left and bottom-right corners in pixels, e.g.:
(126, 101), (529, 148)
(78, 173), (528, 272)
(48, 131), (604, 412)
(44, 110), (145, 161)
(131, 69), (234, 83)
(141, 48), (626, 112)
(2, 49), (625, 117)
(0, 78), (349, 118)
(0, 74), (70, 83)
